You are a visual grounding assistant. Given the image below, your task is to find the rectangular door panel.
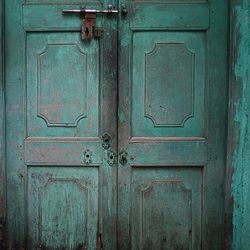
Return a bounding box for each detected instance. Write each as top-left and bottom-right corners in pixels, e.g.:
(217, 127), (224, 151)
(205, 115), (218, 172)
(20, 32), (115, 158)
(28, 167), (99, 250)
(130, 3), (210, 30)
(131, 167), (202, 249)
(132, 31), (206, 138)
(128, 141), (207, 166)
(25, 138), (102, 166)
(27, 33), (99, 137)
(23, 4), (102, 31)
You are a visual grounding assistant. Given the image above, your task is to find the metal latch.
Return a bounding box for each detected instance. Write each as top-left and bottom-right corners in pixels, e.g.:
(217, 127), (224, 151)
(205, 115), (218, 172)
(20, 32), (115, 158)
(63, 5), (118, 40)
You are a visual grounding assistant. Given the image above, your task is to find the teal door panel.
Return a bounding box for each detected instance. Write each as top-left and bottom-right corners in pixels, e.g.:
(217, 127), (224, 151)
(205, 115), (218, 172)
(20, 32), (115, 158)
(131, 168), (202, 249)
(26, 32), (99, 136)
(132, 32), (205, 137)
(28, 167), (98, 249)
(5, 0), (228, 249)
(118, 0), (228, 249)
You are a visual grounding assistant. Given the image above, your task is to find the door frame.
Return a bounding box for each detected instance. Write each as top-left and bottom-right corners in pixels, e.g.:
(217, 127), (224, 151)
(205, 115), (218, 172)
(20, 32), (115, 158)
(0, 0), (246, 248)
(225, 0), (249, 249)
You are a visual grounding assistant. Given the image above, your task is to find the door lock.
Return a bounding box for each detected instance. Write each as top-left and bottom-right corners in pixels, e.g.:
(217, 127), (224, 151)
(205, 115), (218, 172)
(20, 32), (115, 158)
(63, 5), (118, 40)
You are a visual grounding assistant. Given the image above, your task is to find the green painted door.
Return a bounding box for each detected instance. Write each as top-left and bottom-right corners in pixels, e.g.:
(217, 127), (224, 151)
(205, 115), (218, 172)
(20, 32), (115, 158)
(117, 0), (228, 249)
(4, 0), (228, 249)
(5, 0), (117, 249)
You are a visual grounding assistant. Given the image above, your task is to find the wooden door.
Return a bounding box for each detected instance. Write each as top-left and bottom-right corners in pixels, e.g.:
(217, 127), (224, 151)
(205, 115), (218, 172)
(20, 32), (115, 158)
(4, 0), (228, 249)
(5, 0), (117, 249)
(118, 0), (228, 249)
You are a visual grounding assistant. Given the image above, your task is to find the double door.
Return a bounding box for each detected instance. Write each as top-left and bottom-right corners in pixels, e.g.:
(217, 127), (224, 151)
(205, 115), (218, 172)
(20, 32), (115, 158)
(5, 0), (228, 249)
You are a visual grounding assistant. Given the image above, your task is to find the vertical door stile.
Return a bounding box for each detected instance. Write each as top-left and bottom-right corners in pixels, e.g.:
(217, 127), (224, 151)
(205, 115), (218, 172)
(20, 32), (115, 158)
(100, 0), (118, 248)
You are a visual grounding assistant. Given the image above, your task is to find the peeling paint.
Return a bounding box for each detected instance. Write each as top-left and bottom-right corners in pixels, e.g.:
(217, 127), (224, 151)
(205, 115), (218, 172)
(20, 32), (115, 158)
(231, 1), (250, 249)
(118, 111), (125, 123)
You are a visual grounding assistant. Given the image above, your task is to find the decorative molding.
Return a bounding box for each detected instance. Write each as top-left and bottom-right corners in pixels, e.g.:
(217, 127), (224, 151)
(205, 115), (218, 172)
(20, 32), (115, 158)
(144, 42), (195, 127)
(37, 178), (89, 247)
(37, 43), (87, 127)
(140, 180), (192, 247)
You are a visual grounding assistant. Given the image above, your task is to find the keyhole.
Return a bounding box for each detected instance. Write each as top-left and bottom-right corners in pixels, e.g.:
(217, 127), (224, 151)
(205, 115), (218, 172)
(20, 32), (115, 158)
(86, 154), (90, 158)
(85, 27), (89, 35)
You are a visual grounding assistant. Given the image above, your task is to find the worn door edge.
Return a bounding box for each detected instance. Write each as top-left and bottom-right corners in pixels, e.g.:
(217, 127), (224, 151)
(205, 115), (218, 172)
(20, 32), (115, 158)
(0, 0), (5, 248)
(225, 0), (249, 249)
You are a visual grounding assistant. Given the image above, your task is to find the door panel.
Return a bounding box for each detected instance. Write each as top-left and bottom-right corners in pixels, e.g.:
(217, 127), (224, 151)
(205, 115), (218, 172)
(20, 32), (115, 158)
(131, 168), (202, 249)
(28, 167), (98, 249)
(132, 32), (205, 137)
(118, 0), (228, 249)
(130, 3), (209, 30)
(27, 33), (99, 136)
(22, 4), (102, 31)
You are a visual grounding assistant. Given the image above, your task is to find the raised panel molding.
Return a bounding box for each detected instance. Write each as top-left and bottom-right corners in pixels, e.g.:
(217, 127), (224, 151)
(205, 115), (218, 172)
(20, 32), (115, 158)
(28, 167), (99, 249)
(37, 178), (89, 248)
(144, 43), (195, 127)
(140, 180), (192, 249)
(37, 43), (87, 127)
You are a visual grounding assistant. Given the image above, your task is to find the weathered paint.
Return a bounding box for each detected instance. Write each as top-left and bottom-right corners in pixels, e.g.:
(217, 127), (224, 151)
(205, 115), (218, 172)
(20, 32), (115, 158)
(228, 0), (250, 249)
(0, 0), (236, 249)
(118, 0), (228, 249)
(4, 0), (117, 249)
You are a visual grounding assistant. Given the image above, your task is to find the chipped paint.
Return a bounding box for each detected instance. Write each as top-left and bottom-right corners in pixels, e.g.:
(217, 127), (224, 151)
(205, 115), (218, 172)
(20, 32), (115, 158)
(118, 111), (125, 123)
(230, 1), (250, 249)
